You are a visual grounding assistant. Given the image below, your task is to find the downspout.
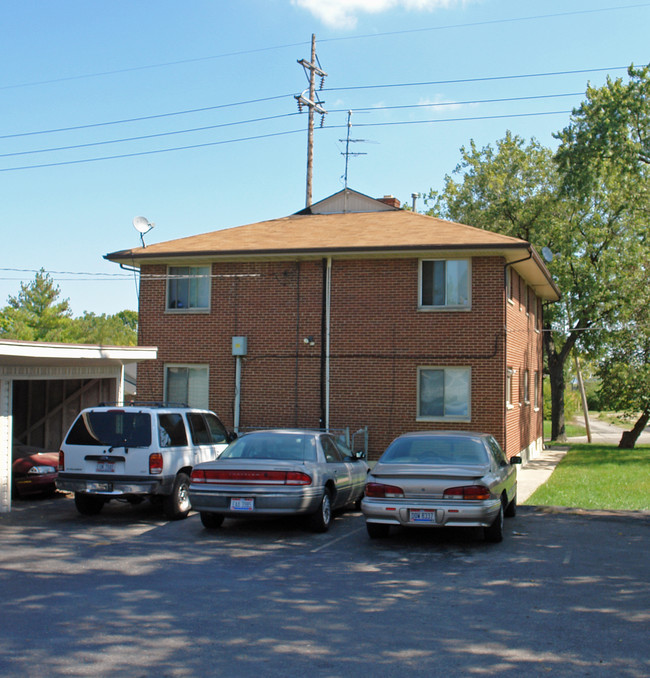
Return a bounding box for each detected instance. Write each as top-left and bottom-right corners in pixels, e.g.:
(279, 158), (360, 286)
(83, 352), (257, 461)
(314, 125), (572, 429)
(319, 257), (332, 430)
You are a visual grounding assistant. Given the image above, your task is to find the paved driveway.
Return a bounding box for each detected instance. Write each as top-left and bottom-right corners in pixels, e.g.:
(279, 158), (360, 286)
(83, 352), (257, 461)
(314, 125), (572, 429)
(0, 495), (648, 677)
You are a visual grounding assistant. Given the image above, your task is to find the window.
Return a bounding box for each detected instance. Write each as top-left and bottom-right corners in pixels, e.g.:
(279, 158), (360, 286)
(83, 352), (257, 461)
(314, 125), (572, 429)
(419, 259), (470, 309)
(417, 367), (471, 421)
(534, 371), (540, 410)
(506, 368), (514, 408)
(158, 413), (188, 447)
(523, 369), (530, 404)
(506, 267), (514, 302)
(167, 265), (210, 310)
(165, 365), (209, 409)
(321, 436), (343, 463)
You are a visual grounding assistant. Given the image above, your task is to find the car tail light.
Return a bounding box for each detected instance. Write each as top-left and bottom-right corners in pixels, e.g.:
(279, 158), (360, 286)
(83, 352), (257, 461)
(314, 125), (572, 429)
(58, 450), (65, 471)
(443, 485), (491, 500)
(190, 469), (312, 486)
(149, 453), (164, 475)
(365, 482), (404, 498)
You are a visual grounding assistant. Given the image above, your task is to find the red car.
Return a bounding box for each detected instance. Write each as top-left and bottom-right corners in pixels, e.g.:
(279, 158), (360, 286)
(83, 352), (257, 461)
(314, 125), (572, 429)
(12, 452), (59, 498)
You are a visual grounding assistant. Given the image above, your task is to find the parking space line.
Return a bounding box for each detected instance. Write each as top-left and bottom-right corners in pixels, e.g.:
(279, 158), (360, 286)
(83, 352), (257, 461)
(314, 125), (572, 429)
(310, 525), (365, 553)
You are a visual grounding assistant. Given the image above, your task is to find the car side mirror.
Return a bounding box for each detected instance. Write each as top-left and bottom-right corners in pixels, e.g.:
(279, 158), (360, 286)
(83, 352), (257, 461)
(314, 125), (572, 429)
(353, 450), (366, 460)
(226, 431), (238, 443)
(510, 456), (522, 465)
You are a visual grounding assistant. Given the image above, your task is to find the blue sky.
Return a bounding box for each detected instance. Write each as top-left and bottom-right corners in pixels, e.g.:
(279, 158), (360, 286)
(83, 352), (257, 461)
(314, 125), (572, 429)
(1, 0), (648, 316)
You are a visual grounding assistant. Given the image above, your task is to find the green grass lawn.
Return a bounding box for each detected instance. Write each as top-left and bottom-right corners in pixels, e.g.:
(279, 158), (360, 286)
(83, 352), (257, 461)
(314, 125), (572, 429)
(543, 420), (586, 441)
(525, 443), (650, 510)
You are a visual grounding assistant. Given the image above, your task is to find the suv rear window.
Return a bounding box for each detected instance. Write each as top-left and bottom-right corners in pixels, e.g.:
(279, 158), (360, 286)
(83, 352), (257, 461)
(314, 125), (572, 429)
(66, 411), (152, 448)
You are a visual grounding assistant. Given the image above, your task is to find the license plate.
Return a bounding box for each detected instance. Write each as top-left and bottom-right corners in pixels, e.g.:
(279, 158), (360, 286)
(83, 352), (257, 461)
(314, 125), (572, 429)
(96, 461), (115, 472)
(410, 509), (436, 523)
(87, 481), (112, 492)
(230, 497), (254, 511)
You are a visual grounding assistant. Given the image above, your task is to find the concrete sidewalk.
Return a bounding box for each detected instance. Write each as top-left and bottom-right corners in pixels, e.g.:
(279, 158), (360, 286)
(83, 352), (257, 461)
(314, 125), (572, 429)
(517, 446), (568, 502)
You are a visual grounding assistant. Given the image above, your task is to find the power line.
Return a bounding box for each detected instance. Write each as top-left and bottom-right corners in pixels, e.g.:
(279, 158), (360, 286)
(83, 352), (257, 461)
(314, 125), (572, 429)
(323, 66), (633, 93)
(0, 108), (573, 173)
(0, 94), (297, 140)
(2, 3), (646, 91)
(0, 112), (301, 159)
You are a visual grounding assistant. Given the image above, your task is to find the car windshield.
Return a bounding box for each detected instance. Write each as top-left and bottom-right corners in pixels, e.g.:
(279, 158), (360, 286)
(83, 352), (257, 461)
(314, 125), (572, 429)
(379, 435), (488, 465)
(65, 411), (152, 448)
(220, 433), (317, 461)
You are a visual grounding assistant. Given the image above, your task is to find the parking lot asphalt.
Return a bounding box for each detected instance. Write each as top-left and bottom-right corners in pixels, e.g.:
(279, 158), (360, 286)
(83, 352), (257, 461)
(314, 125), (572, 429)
(0, 492), (648, 678)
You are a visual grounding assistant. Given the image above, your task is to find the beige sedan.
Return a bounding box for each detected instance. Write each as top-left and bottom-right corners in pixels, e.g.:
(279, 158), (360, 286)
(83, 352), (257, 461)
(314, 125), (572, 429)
(361, 431), (521, 542)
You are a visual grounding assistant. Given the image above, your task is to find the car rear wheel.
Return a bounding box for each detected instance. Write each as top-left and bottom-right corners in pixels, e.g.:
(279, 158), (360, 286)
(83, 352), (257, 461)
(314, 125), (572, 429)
(366, 522), (390, 539)
(74, 492), (105, 516)
(163, 472), (191, 520)
(484, 500), (505, 542)
(309, 488), (332, 533)
(200, 512), (224, 529)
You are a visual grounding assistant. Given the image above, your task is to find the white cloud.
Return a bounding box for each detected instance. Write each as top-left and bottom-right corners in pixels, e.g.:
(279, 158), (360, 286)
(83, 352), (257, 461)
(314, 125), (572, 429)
(292, 0), (465, 30)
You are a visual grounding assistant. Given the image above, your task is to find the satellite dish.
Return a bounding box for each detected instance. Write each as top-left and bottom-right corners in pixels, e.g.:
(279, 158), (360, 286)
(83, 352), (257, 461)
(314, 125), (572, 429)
(133, 216), (154, 234)
(541, 246), (554, 263)
(132, 216), (155, 247)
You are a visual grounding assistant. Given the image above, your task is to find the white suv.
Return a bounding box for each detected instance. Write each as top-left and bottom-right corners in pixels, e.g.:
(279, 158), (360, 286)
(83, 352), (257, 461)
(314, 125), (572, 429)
(57, 403), (235, 519)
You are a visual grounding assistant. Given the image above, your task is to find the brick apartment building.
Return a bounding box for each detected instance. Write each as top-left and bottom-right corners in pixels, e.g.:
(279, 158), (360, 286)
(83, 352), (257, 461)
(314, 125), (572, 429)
(106, 189), (560, 461)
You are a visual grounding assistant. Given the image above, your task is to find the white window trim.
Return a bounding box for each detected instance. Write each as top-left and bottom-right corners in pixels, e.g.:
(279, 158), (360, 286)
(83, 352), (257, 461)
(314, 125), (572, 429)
(533, 370), (540, 411)
(418, 258), (472, 311)
(416, 366), (472, 422)
(165, 265), (212, 313)
(164, 363), (210, 409)
(523, 369), (530, 405)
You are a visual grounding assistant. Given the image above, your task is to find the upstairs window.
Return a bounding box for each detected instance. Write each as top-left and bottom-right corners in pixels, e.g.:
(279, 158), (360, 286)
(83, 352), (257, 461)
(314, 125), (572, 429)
(419, 259), (470, 309)
(167, 265), (210, 310)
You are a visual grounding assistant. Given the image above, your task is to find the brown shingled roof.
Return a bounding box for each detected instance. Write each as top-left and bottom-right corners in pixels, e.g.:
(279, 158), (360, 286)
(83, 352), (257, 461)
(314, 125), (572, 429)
(106, 210), (527, 260)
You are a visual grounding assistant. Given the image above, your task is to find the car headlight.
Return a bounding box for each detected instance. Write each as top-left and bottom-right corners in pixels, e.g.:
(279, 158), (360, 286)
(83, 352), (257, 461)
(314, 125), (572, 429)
(27, 465), (56, 475)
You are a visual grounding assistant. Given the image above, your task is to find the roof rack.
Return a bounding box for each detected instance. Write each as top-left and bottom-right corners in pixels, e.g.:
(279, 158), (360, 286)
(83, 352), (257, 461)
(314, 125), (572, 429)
(97, 401), (189, 408)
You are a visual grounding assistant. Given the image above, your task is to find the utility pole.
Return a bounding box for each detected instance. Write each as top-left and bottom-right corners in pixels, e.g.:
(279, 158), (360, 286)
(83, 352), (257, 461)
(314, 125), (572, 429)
(295, 34), (327, 208)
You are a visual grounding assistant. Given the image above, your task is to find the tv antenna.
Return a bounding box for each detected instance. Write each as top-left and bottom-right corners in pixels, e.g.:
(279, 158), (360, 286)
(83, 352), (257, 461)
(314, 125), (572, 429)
(133, 216), (155, 247)
(340, 111), (368, 189)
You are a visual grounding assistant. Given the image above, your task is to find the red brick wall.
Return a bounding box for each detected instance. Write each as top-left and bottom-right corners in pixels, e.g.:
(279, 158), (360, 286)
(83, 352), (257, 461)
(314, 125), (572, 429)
(138, 256), (542, 459)
(504, 269), (544, 458)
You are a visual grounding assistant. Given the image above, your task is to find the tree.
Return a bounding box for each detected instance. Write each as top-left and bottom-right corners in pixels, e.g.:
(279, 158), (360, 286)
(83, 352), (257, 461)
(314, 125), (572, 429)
(596, 294), (650, 449)
(426, 131), (649, 441)
(0, 269), (73, 341)
(0, 271), (138, 346)
(67, 310), (138, 346)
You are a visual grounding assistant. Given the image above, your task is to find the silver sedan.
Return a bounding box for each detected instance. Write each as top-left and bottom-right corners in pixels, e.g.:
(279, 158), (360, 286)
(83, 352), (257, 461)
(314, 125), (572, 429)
(361, 431), (521, 542)
(189, 429), (369, 532)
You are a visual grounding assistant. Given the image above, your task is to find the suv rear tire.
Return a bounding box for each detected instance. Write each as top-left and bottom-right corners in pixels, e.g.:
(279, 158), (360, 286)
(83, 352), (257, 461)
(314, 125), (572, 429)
(163, 472), (191, 520)
(74, 492), (105, 516)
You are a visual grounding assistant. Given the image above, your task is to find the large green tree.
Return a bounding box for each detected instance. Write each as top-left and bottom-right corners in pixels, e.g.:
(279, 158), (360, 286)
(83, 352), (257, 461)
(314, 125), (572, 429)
(426, 130), (649, 441)
(0, 270), (138, 345)
(597, 303), (650, 449)
(0, 269), (73, 341)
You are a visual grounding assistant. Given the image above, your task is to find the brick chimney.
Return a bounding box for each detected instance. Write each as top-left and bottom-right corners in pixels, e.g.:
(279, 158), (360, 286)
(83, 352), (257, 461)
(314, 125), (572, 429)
(377, 195), (400, 209)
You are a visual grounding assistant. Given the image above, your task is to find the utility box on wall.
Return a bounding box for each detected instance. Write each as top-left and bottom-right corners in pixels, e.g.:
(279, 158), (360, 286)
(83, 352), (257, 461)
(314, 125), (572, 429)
(232, 336), (248, 356)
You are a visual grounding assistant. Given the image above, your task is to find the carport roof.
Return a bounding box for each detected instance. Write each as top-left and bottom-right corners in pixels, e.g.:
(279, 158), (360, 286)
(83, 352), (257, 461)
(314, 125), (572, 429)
(0, 340), (157, 369)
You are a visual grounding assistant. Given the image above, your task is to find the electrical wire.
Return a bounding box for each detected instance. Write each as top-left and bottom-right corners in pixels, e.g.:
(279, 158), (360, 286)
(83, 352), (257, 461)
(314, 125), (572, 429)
(1, 92), (582, 159)
(0, 107), (575, 172)
(0, 66), (631, 141)
(2, 3), (646, 91)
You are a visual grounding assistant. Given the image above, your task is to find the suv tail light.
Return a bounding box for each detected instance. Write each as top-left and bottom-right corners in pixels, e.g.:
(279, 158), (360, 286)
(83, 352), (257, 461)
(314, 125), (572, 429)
(58, 450), (64, 471)
(149, 453), (163, 475)
(365, 482), (404, 498)
(443, 485), (491, 500)
(189, 469), (312, 485)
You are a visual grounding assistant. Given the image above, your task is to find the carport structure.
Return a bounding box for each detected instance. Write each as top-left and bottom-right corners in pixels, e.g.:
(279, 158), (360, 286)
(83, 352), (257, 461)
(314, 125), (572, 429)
(0, 339), (157, 513)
